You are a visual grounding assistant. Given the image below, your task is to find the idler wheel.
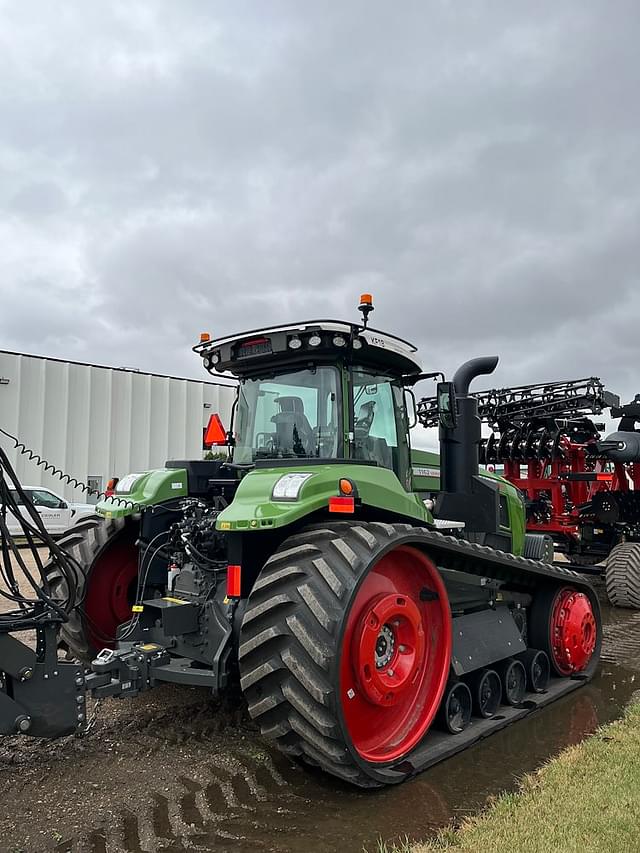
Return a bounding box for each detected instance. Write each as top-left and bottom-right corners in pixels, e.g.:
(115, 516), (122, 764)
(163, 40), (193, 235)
(437, 680), (472, 733)
(519, 649), (550, 693)
(497, 658), (527, 706)
(469, 668), (502, 718)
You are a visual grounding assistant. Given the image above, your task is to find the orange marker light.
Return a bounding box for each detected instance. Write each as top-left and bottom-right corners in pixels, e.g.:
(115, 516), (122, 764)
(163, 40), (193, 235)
(329, 496), (355, 514)
(200, 332), (211, 343)
(226, 564), (242, 597)
(359, 293), (373, 306)
(339, 478), (354, 495)
(204, 413), (227, 445)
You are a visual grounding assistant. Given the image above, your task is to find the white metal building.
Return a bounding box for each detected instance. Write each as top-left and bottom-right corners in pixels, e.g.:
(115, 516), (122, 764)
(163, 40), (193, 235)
(0, 350), (237, 502)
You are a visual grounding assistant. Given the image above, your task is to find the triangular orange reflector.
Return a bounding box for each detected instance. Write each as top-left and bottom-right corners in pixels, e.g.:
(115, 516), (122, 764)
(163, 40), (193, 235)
(204, 413), (228, 446)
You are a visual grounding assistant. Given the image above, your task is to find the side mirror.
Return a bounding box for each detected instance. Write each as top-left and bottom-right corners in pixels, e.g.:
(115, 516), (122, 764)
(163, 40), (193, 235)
(59, 500), (68, 509)
(437, 381), (457, 430)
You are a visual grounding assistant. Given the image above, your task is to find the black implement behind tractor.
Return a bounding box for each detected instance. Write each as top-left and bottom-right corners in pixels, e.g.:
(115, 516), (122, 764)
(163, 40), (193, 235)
(0, 297), (601, 788)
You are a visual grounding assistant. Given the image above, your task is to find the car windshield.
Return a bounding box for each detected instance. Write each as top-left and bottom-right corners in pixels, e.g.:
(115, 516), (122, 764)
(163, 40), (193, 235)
(233, 367), (341, 463)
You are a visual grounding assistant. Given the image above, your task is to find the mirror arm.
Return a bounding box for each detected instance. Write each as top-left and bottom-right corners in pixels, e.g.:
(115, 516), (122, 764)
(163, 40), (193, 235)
(403, 371), (445, 387)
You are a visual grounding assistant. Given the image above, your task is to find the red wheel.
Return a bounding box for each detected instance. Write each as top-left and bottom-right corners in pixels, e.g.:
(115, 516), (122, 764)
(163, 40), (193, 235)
(549, 588), (597, 675)
(83, 535), (139, 651)
(339, 545), (452, 763)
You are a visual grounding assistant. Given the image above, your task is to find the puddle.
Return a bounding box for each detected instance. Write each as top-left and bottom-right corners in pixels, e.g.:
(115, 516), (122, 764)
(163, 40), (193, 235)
(48, 606), (640, 853)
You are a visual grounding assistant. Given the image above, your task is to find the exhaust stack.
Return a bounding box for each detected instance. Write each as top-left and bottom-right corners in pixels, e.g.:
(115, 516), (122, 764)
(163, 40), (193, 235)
(440, 356), (499, 496)
(437, 356), (504, 538)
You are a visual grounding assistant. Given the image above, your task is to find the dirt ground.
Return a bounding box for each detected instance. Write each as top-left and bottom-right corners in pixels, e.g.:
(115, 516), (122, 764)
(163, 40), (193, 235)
(1, 548), (639, 853)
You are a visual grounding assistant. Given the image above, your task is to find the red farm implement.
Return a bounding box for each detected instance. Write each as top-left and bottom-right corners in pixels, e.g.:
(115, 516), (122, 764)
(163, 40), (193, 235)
(417, 379), (640, 607)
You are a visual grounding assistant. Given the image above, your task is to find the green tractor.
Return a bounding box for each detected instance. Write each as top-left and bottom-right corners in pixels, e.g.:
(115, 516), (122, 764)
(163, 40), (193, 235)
(43, 296), (600, 787)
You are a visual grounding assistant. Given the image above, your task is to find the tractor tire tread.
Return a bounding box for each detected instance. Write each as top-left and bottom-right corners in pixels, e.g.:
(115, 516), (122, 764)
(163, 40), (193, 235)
(606, 543), (640, 609)
(239, 521), (430, 787)
(45, 516), (130, 663)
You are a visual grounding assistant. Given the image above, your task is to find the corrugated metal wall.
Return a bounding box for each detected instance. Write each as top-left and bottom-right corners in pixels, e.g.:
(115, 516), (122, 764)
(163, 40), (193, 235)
(0, 351), (236, 501)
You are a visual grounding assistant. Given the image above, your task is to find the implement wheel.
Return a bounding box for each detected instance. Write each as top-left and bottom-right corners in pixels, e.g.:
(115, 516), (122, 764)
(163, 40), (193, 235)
(606, 543), (640, 609)
(46, 517), (140, 663)
(238, 522), (452, 787)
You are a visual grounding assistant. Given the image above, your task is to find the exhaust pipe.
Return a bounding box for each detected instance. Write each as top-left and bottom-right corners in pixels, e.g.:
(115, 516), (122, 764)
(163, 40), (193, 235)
(440, 356), (499, 496)
(453, 356), (499, 397)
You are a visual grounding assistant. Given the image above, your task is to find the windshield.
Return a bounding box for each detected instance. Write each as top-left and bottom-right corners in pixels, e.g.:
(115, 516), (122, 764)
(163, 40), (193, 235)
(233, 367), (341, 463)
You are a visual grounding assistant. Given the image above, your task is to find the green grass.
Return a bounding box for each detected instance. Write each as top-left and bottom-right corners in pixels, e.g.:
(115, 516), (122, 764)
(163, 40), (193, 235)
(377, 701), (640, 853)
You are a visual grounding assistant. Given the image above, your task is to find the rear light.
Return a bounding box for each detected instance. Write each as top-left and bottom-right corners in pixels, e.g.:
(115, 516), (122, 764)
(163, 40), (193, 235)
(596, 473), (614, 482)
(329, 496), (355, 513)
(226, 564), (242, 597)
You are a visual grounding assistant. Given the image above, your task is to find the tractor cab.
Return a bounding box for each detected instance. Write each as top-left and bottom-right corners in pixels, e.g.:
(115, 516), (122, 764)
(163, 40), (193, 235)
(195, 308), (423, 491)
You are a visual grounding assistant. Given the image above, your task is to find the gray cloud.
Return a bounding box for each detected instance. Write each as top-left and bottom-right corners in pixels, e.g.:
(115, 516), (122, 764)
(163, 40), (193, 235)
(1, 0), (639, 419)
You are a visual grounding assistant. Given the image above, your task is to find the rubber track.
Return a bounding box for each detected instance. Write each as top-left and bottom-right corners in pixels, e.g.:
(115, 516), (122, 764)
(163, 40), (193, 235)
(45, 516), (131, 663)
(239, 521), (597, 787)
(606, 542), (640, 609)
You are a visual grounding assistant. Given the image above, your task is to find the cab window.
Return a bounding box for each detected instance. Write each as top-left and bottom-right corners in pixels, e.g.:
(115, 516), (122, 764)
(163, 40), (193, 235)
(234, 367), (340, 463)
(351, 371), (400, 471)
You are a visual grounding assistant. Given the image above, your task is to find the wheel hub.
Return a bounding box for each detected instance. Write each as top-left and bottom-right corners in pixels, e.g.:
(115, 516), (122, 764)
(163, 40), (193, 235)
(354, 593), (425, 706)
(375, 625), (395, 669)
(551, 589), (597, 674)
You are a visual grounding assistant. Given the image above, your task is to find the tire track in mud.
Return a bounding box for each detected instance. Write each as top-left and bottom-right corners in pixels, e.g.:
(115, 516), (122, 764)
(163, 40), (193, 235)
(54, 740), (330, 853)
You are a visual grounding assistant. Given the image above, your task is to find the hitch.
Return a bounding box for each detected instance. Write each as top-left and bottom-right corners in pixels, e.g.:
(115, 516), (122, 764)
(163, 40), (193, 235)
(87, 643), (171, 698)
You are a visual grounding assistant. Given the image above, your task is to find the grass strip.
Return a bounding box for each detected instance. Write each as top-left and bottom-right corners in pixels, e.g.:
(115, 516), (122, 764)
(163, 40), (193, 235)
(379, 700), (640, 853)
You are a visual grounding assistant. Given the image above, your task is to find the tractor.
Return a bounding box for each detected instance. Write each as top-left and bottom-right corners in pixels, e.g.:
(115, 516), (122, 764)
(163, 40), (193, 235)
(0, 296), (601, 788)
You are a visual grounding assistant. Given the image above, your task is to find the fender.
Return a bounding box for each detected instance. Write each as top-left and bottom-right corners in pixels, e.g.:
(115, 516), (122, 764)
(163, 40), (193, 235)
(215, 463), (432, 531)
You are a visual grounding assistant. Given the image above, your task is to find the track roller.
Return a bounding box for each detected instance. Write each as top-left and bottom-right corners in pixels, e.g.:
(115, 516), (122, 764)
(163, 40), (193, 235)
(436, 680), (472, 733)
(468, 668), (502, 718)
(519, 649), (550, 693)
(497, 657), (526, 706)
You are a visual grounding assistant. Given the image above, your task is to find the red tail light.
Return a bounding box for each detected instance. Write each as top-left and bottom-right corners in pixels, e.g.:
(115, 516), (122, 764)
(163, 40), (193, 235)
(226, 564), (242, 597)
(329, 496), (355, 514)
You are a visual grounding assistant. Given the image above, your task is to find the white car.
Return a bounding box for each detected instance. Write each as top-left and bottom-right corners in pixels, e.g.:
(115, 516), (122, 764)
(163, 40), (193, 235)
(4, 487), (98, 537)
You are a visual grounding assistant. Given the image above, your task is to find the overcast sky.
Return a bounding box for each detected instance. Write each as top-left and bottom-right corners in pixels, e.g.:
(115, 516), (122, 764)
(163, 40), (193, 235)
(1, 1), (639, 416)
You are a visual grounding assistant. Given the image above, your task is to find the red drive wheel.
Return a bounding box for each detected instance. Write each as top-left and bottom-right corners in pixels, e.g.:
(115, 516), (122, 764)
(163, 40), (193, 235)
(83, 534), (139, 651)
(530, 585), (599, 677)
(340, 545), (452, 763)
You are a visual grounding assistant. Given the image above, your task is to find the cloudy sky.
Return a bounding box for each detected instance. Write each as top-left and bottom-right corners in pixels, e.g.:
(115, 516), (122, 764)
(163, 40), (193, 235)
(1, 1), (639, 412)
